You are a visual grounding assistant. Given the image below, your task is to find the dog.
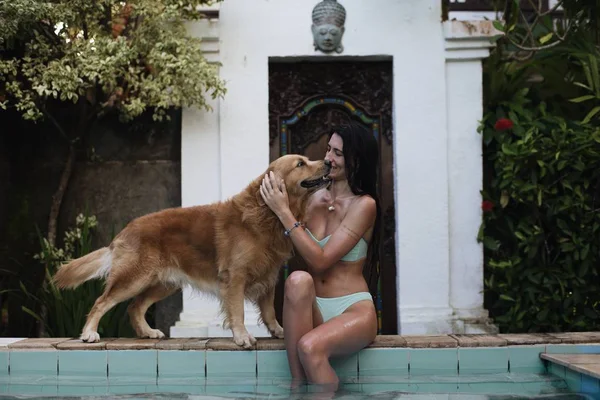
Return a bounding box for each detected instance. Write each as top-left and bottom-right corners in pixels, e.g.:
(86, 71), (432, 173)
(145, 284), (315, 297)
(52, 154), (331, 348)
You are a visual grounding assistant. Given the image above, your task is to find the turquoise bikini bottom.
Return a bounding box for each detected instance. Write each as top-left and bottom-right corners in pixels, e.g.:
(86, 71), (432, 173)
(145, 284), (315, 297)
(315, 292), (373, 323)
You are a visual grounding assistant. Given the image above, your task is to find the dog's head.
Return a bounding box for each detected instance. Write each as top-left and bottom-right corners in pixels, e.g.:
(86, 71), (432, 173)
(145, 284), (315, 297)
(243, 154), (331, 228)
(267, 154), (331, 199)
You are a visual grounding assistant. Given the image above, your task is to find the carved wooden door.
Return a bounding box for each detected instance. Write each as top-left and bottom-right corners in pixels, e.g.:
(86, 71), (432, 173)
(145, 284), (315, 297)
(268, 61), (397, 334)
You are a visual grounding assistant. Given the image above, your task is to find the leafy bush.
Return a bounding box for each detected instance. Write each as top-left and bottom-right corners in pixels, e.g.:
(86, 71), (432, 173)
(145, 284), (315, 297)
(480, 88), (600, 332)
(22, 213), (134, 338)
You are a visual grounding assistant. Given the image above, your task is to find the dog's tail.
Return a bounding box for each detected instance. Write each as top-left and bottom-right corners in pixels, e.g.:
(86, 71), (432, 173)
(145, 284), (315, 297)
(52, 247), (112, 289)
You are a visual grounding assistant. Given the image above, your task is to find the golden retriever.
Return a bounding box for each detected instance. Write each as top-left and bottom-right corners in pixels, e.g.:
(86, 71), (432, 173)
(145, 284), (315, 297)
(52, 154), (330, 348)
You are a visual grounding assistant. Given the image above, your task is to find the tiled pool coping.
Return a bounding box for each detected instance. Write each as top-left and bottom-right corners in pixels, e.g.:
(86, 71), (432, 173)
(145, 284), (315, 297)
(541, 352), (600, 394)
(3, 332), (600, 350)
(542, 354), (600, 379)
(0, 333), (599, 396)
(0, 332), (600, 351)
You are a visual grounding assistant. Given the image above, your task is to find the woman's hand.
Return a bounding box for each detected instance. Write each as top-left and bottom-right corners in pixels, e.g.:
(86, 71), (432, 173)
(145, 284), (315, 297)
(260, 171), (290, 218)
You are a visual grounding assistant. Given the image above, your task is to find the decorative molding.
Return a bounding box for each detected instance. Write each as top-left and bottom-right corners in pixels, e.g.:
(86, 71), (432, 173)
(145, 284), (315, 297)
(443, 20), (503, 61)
(187, 19), (220, 64)
(279, 96), (380, 156)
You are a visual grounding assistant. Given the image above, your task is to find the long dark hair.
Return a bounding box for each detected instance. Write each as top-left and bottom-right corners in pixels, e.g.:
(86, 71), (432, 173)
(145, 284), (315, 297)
(329, 121), (381, 297)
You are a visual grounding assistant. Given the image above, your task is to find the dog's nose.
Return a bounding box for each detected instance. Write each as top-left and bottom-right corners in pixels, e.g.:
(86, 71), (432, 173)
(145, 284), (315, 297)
(324, 159), (332, 168)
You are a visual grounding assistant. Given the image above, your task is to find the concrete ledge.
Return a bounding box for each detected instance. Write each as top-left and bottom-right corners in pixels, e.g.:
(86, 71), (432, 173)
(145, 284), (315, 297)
(5, 332), (600, 351)
(542, 353), (600, 380)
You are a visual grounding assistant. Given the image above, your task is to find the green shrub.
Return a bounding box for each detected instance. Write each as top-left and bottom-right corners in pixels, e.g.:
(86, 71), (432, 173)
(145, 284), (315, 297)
(22, 213), (134, 338)
(480, 88), (600, 332)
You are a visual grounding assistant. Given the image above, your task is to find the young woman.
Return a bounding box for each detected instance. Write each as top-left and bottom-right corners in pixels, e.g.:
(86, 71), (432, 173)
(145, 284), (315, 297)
(260, 121), (381, 390)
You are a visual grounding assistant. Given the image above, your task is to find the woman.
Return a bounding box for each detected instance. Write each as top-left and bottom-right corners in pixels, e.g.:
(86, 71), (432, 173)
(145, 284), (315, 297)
(259, 121), (381, 390)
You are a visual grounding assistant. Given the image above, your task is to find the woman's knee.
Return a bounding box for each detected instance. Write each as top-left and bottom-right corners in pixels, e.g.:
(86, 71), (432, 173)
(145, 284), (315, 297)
(297, 332), (327, 365)
(284, 271), (314, 304)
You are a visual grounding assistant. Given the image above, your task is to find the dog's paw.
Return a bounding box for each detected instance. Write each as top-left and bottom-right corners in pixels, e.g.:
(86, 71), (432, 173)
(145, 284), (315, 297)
(270, 324), (284, 339)
(80, 330), (100, 343)
(233, 332), (257, 349)
(140, 329), (165, 339)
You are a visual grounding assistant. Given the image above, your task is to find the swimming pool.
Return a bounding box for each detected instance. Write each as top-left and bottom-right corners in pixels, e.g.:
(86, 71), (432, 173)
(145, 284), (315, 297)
(0, 333), (599, 399)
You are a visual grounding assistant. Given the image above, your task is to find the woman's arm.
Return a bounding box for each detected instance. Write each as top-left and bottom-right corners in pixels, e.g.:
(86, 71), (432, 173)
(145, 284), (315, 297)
(260, 172), (376, 274)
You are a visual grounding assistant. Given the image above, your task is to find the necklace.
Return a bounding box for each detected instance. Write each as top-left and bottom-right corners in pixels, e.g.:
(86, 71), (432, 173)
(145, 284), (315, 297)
(326, 185), (352, 212)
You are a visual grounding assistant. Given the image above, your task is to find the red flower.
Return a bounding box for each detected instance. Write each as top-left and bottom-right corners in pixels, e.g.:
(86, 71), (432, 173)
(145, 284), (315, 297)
(494, 118), (514, 131)
(482, 200), (494, 212)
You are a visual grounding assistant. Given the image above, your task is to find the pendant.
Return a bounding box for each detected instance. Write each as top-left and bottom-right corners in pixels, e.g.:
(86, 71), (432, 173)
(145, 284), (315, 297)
(328, 205), (335, 212)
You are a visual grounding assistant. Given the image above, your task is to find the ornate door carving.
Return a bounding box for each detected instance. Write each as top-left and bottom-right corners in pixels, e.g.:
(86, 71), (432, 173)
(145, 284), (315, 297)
(268, 61), (397, 334)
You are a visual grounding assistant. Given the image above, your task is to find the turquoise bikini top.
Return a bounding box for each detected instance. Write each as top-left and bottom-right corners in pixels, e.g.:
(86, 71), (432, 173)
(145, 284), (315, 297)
(305, 228), (368, 262)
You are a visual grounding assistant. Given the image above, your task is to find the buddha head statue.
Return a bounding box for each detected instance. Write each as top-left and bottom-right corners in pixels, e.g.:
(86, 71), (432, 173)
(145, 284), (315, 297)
(311, 0), (346, 53)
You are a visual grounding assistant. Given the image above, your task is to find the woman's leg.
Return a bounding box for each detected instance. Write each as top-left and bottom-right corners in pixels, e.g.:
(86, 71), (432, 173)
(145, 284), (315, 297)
(296, 299), (377, 390)
(283, 271), (323, 383)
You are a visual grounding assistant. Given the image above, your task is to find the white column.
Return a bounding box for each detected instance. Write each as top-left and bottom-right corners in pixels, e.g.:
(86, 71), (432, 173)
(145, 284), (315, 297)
(170, 17), (270, 338)
(170, 89), (222, 337)
(393, 0), (455, 335)
(444, 20), (501, 334)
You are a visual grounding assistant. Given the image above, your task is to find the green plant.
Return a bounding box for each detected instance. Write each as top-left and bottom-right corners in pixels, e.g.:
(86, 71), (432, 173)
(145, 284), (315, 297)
(22, 212), (135, 338)
(479, 89), (600, 332)
(0, 0), (226, 257)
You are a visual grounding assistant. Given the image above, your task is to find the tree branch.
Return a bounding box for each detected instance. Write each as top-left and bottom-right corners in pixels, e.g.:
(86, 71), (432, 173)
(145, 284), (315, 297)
(540, 0), (564, 17)
(47, 144), (76, 247)
(41, 105), (69, 141)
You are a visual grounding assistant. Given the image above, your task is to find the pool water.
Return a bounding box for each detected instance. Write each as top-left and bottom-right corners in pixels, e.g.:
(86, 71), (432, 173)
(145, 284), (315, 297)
(0, 372), (595, 399)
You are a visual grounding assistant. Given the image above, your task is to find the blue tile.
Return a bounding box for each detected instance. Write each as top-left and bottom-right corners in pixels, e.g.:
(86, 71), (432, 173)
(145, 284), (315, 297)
(544, 344), (570, 354)
(57, 385), (107, 395)
(574, 345), (600, 354)
(464, 382), (518, 394)
(358, 348), (409, 377)
(459, 347), (509, 374)
(330, 353), (358, 378)
(564, 368), (582, 392)
(544, 344), (600, 354)
(58, 375), (106, 386)
(108, 385), (147, 394)
(416, 382), (459, 393)
(158, 376), (204, 386)
(9, 384), (57, 395)
(340, 383), (362, 393)
(59, 350), (107, 378)
(581, 374), (600, 394)
(0, 352), (7, 376)
(410, 349), (458, 376)
(206, 384), (257, 396)
(108, 350), (157, 378)
(256, 383), (295, 396)
(9, 351), (57, 376)
(205, 350), (256, 377)
(144, 384), (159, 392)
(158, 350), (204, 379)
(360, 383), (416, 393)
(547, 362), (565, 378)
(156, 384), (205, 394)
(509, 345), (546, 373)
(257, 350), (290, 378)
(521, 380), (567, 394)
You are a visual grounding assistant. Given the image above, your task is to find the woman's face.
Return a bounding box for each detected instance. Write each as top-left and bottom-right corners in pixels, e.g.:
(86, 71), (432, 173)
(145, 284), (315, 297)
(325, 133), (346, 181)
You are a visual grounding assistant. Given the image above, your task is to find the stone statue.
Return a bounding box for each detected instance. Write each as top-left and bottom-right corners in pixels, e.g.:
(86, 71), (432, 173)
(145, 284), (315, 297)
(311, 0), (346, 54)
